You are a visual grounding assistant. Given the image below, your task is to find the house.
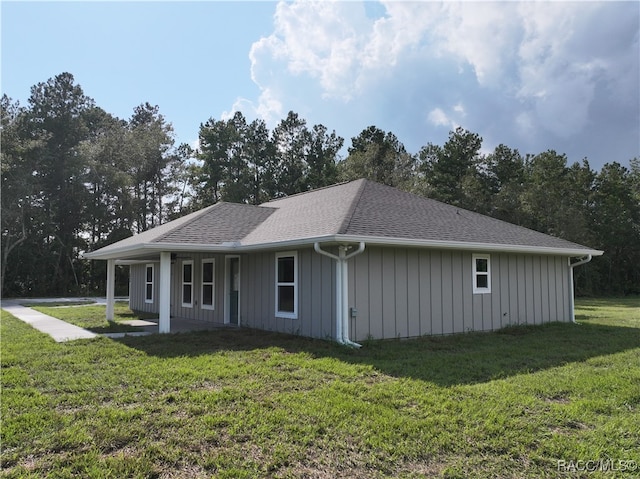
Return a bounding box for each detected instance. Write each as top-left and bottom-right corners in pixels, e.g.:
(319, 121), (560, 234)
(84, 179), (603, 345)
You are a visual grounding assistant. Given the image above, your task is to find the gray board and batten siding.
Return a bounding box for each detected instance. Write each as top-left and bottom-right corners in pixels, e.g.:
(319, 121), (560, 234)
(241, 248), (337, 339)
(130, 253), (227, 323)
(347, 246), (571, 341)
(129, 249), (339, 339)
(130, 245), (572, 341)
(129, 263), (156, 314)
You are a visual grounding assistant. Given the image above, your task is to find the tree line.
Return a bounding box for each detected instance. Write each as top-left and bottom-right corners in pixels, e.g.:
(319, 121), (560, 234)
(2, 73), (639, 297)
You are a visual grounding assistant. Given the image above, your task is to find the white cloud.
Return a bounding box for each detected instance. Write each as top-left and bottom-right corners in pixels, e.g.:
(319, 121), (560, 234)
(427, 103), (465, 130)
(241, 0), (638, 166)
(428, 108), (450, 127)
(363, 2), (441, 69)
(431, 2), (522, 87)
(514, 2), (607, 137)
(262, 1), (371, 100)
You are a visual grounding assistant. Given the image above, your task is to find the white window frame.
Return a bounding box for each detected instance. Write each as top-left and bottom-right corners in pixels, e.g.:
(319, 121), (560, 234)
(201, 258), (215, 310)
(275, 251), (298, 319)
(145, 264), (154, 303)
(182, 260), (194, 308)
(472, 254), (491, 294)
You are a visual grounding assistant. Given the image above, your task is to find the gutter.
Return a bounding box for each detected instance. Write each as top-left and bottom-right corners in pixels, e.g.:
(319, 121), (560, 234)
(314, 242), (366, 347)
(84, 234), (604, 261)
(568, 254), (593, 323)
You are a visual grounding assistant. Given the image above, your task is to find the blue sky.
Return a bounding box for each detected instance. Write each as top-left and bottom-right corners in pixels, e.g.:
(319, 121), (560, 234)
(3, 1), (639, 170)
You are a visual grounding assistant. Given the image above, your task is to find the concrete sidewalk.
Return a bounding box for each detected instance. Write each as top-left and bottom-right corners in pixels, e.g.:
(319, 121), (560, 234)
(2, 297), (231, 341)
(2, 300), (97, 342)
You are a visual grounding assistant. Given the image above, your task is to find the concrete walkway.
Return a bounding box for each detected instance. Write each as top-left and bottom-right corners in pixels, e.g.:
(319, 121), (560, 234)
(2, 297), (233, 342)
(2, 300), (97, 342)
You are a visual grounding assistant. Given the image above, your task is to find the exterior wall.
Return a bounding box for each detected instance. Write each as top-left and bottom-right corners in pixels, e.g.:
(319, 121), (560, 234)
(348, 246), (572, 341)
(129, 248), (337, 336)
(130, 263), (159, 314)
(240, 247), (337, 339)
(129, 254), (227, 322)
(170, 254), (226, 322)
(128, 245), (573, 341)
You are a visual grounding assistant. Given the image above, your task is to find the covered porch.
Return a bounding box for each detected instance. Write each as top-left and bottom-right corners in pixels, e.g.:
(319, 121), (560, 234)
(104, 252), (173, 333)
(101, 249), (241, 334)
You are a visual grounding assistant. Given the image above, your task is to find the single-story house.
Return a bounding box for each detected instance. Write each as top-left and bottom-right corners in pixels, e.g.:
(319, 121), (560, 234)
(84, 179), (603, 345)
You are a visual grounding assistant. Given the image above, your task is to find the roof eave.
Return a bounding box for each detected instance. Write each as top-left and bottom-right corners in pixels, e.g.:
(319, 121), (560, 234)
(330, 235), (603, 256)
(239, 234), (603, 256)
(83, 235), (603, 260)
(82, 242), (238, 260)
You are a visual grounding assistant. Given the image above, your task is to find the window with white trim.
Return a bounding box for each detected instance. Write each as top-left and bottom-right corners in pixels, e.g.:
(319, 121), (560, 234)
(145, 264), (154, 303)
(473, 254), (491, 294)
(201, 258), (215, 310)
(182, 260), (193, 307)
(275, 251), (298, 319)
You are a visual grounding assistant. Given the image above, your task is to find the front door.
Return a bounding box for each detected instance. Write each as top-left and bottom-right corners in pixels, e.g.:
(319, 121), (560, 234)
(227, 257), (240, 325)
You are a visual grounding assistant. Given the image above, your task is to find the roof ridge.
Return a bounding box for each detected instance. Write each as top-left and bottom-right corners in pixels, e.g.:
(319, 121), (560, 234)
(337, 179), (368, 234)
(152, 202), (222, 243)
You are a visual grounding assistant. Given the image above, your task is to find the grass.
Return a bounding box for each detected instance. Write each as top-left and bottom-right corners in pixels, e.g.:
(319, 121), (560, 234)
(1, 298), (639, 478)
(31, 303), (157, 333)
(574, 296), (640, 328)
(22, 300), (97, 308)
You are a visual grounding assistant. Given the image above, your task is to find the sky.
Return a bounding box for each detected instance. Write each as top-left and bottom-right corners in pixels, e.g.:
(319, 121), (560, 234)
(2, 1), (639, 171)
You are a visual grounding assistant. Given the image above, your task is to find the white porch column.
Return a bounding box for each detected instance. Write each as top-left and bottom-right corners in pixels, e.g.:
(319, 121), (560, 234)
(106, 259), (115, 321)
(159, 251), (171, 333)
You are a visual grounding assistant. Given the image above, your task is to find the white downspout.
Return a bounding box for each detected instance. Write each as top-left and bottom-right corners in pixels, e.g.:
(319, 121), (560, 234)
(568, 255), (592, 323)
(314, 242), (366, 347)
(341, 243), (366, 347)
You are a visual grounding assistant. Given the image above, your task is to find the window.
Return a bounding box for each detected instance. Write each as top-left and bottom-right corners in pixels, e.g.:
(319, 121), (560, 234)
(145, 264), (154, 303)
(473, 254), (491, 294)
(275, 251), (298, 319)
(201, 259), (215, 310)
(182, 260), (193, 307)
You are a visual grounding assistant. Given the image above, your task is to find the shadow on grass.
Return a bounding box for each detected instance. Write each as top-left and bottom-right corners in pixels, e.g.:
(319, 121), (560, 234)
(115, 321), (640, 386)
(86, 323), (147, 334)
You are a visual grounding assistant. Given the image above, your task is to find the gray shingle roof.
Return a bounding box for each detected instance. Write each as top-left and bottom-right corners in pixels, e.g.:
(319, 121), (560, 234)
(156, 202), (275, 245)
(341, 180), (591, 251)
(86, 202), (274, 256)
(87, 204), (218, 255)
(85, 179), (601, 259)
(241, 179), (363, 245)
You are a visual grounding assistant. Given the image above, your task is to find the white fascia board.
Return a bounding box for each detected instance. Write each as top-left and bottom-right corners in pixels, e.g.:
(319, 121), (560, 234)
(241, 235), (603, 257)
(235, 236), (337, 252)
(330, 235), (604, 257)
(84, 234), (603, 261)
(83, 243), (235, 260)
(83, 244), (148, 260)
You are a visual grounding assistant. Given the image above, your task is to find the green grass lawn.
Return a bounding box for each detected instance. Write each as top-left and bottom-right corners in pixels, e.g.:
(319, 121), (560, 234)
(31, 302), (157, 333)
(1, 298), (639, 478)
(574, 296), (640, 329)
